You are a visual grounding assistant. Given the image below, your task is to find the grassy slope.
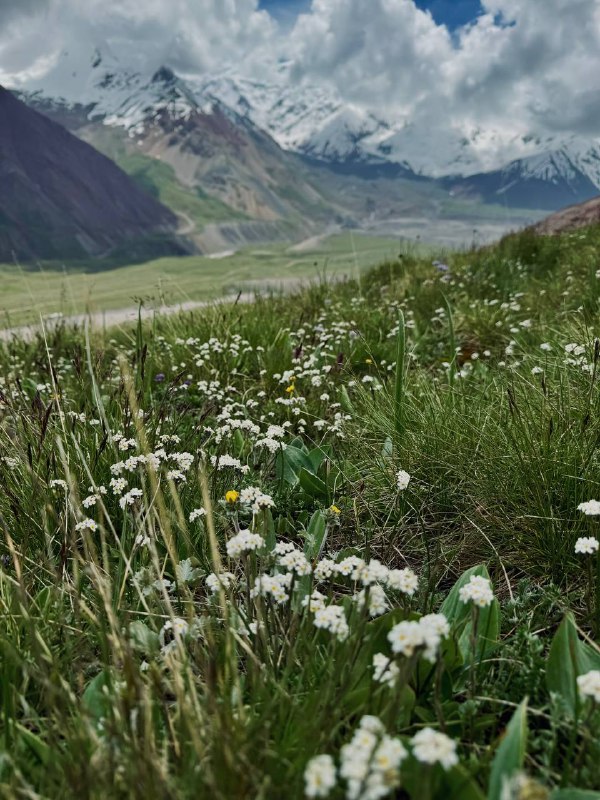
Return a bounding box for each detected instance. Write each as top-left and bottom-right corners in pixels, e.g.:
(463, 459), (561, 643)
(0, 233), (408, 327)
(1, 227), (600, 797)
(81, 126), (245, 228)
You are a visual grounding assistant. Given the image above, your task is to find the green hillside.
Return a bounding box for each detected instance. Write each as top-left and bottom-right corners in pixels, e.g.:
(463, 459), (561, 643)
(1, 225), (600, 797)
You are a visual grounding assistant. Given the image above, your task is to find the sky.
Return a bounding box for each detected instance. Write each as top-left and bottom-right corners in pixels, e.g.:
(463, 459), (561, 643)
(0, 0), (599, 164)
(258, 0), (484, 29)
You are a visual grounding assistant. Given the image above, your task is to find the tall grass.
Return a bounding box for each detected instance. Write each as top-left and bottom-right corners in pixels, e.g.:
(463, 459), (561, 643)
(1, 227), (600, 797)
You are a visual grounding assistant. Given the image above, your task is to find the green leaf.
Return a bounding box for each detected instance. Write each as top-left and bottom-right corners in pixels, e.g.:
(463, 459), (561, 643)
(275, 445), (314, 486)
(546, 613), (600, 716)
(487, 699), (528, 800)
(304, 510), (328, 560)
(129, 621), (159, 655)
(298, 468), (329, 501)
(382, 436), (393, 459)
(551, 792), (600, 800)
(402, 759), (485, 800)
(82, 670), (113, 727)
(15, 724), (50, 765)
(440, 565), (500, 663)
(443, 765), (487, 800)
(307, 445), (332, 473)
(339, 385), (355, 414)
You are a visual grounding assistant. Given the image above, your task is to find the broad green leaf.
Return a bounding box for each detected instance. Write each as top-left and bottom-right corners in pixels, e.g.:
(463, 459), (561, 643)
(402, 758), (485, 800)
(307, 445), (332, 473)
(129, 621), (160, 655)
(304, 510), (327, 560)
(487, 699), (528, 800)
(82, 670), (113, 726)
(440, 565), (500, 663)
(275, 445), (314, 486)
(546, 613), (600, 716)
(442, 765), (487, 800)
(298, 468), (329, 501)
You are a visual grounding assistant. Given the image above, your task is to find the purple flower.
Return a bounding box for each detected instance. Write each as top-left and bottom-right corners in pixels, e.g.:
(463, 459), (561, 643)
(154, 373), (165, 383)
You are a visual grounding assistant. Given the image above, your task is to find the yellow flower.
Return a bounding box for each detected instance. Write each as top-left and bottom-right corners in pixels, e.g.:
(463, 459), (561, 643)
(329, 505), (341, 515)
(365, 358), (373, 364)
(286, 383), (296, 394)
(225, 490), (239, 504)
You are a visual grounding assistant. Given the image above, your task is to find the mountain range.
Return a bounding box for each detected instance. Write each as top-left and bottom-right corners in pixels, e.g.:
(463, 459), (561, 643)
(4, 48), (600, 262)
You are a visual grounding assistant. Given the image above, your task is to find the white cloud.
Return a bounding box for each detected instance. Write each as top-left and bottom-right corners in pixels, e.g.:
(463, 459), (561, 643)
(1, 0), (599, 165)
(0, 0), (276, 94)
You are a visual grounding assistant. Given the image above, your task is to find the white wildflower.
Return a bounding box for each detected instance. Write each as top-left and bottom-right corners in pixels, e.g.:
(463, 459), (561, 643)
(577, 670), (600, 703)
(226, 529), (265, 558)
(578, 500), (600, 516)
(411, 728), (458, 770)
(372, 653), (399, 687)
(458, 575), (494, 608)
(206, 572), (236, 594)
(575, 537), (599, 555)
(387, 568), (419, 596)
(304, 754), (337, 798)
(396, 469), (411, 490)
(313, 604), (349, 641)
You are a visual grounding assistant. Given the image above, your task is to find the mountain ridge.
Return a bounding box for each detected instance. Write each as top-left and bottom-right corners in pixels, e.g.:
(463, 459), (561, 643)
(0, 85), (186, 262)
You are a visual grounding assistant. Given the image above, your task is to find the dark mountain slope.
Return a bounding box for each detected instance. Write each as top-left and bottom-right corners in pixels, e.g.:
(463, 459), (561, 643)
(0, 86), (184, 262)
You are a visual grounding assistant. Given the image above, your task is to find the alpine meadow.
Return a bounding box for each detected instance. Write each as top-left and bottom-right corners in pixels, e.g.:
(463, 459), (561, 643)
(2, 226), (600, 799)
(3, 0), (600, 798)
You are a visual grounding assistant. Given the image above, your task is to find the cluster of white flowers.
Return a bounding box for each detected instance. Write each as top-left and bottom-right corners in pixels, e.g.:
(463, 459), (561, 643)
(372, 653), (400, 687)
(277, 547), (312, 576)
(239, 486), (276, 515)
(205, 572), (236, 595)
(314, 555), (418, 598)
(411, 728), (458, 769)
(386, 568), (419, 596)
(575, 537), (599, 555)
(251, 573), (293, 604)
(396, 469), (411, 491)
(75, 518), (98, 532)
(577, 670), (600, 703)
(225, 530), (265, 558)
(578, 500), (600, 516)
(304, 755), (337, 798)
(313, 604), (350, 641)
(119, 488), (143, 509)
(354, 584), (389, 617)
(387, 614), (449, 661)
(110, 477), (127, 495)
(340, 718), (406, 800)
(210, 454), (250, 474)
(189, 507), (206, 523)
(458, 575), (495, 608)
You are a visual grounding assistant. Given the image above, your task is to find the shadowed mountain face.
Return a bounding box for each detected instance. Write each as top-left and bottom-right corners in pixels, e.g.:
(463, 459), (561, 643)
(0, 86), (183, 262)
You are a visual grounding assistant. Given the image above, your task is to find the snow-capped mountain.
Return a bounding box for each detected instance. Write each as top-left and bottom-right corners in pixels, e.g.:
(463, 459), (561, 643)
(443, 140), (600, 209)
(191, 65), (390, 164)
(10, 48), (600, 211)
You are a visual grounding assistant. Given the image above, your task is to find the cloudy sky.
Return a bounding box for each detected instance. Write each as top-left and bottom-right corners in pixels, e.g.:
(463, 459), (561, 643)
(1, 0), (599, 150)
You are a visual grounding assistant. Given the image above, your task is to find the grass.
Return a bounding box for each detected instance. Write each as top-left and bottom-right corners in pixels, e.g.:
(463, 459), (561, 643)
(1, 226), (600, 798)
(116, 153), (246, 226)
(0, 233), (407, 328)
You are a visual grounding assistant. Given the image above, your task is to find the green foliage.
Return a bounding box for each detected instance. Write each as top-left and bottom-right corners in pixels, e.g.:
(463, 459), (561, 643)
(1, 224), (600, 797)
